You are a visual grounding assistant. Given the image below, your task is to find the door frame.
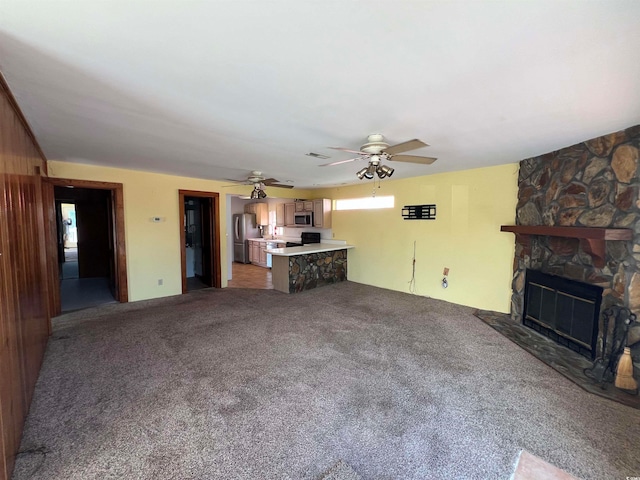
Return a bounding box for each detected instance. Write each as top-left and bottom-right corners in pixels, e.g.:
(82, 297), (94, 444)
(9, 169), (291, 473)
(179, 190), (221, 293)
(43, 178), (128, 316)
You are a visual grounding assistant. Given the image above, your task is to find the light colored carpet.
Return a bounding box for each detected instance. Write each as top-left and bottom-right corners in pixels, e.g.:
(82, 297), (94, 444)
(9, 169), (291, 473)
(12, 282), (640, 479)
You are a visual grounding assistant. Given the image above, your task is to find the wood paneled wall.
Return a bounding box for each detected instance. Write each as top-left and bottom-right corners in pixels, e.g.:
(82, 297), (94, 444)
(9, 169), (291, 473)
(0, 74), (50, 480)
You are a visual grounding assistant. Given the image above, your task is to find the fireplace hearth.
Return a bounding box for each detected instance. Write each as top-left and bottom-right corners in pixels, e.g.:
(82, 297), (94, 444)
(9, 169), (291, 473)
(523, 269), (602, 359)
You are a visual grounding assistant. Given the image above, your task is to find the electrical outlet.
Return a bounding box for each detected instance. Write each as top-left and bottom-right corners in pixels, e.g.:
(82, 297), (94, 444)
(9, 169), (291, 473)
(158, 279), (163, 286)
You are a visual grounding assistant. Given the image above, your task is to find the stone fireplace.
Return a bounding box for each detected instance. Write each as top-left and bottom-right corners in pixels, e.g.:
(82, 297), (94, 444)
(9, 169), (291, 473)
(507, 125), (640, 373)
(523, 269), (602, 359)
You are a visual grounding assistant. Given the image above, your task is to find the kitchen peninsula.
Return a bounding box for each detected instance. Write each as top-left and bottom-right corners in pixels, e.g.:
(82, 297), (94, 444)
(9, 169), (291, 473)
(267, 241), (354, 294)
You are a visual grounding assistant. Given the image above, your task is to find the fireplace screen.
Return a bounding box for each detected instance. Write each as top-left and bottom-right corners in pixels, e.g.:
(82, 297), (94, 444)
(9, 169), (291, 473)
(523, 270), (602, 359)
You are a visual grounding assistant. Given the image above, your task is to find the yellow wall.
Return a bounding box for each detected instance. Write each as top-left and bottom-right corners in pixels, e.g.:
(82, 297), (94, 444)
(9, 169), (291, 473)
(49, 160), (518, 312)
(48, 161), (314, 301)
(316, 163), (519, 313)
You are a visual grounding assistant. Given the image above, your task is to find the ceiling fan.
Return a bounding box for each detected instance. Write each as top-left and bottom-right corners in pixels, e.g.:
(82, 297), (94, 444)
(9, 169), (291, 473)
(321, 134), (437, 180)
(225, 171), (293, 198)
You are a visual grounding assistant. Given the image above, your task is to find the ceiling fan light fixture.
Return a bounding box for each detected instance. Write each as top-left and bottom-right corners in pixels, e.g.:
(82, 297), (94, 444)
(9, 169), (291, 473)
(364, 164), (375, 179)
(250, 185), (267, 199)
(356, 167), (369, 180)
(378, 164), (394, 178)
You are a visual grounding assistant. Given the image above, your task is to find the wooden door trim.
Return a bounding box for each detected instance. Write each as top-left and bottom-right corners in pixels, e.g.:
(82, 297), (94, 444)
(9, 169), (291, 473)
(178, 190), (221, 293)
(45, 178), (128, 314)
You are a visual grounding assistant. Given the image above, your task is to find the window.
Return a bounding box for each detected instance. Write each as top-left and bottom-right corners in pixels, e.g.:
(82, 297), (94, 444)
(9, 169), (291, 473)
(334, 195), (394, 211)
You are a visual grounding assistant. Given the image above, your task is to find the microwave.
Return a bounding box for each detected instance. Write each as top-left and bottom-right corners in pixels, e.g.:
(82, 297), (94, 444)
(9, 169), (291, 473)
(294, 212), (313, 226)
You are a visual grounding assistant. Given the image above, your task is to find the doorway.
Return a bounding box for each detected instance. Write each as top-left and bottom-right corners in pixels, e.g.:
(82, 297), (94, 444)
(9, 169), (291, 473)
(59, 202), (78, 279)
(179, 190), (221, 293)
(44, 178), (128, 316)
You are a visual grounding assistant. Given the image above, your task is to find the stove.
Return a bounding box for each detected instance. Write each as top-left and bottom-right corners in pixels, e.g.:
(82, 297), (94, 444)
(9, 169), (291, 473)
(286, 232), (321, 248)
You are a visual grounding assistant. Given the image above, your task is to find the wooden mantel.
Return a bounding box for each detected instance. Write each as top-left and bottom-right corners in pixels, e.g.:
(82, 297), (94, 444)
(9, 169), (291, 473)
(500, 225), (633, 268)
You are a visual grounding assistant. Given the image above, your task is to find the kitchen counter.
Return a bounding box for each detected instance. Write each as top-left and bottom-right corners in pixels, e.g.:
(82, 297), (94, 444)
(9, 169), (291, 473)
(247, 238), (287, 244)
(266, 242), (354, 256)
(267, 242), (353, 294)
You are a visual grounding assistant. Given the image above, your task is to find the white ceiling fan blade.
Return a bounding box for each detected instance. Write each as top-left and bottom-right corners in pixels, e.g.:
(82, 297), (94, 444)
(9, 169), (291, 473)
(384, 139), (429, 155)
(319, 157), (362, 167)
(328, 147), (367, 155)
(389, 154), (437, 165)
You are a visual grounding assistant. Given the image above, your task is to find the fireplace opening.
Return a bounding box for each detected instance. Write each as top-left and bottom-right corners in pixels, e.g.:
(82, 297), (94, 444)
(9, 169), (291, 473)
(523, 270), (602, 359)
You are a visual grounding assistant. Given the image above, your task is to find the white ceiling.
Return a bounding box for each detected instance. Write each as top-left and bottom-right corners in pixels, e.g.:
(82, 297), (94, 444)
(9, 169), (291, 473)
(1, 1), (639, 188)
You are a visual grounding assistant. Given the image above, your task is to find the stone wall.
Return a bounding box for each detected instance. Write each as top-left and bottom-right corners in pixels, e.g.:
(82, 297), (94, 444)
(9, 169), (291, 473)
(511, 125), (640, 365)
(289, 249), (347, 293)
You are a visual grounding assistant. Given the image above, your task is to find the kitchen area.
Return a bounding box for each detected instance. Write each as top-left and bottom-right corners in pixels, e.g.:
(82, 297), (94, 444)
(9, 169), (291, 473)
(228, 196), (352, 291)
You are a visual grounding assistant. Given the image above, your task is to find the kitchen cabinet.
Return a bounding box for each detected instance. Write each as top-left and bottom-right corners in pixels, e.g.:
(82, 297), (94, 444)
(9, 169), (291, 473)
(249, 241), (260, 264)
(294, 201), (313, 212)
(313, 199), (332, 228)
(276, 203), (285, 227)
(248, 239), (285, 268)
(244, 202), (269, 225)
(285, 203), (295, 226)
(283, 200), (332, 227)
(260, 245), (267, 266)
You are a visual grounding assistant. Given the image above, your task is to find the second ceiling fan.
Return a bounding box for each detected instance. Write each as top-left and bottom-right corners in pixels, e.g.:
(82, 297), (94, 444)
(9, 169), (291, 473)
(322, 134), (437, 179)
(225, 171), (293, 199)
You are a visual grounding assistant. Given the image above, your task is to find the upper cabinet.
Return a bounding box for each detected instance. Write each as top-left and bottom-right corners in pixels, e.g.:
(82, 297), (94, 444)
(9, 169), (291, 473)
(284, 203), (295, 226)
(276, 199), (332, 227)
(313, 199), (332, 228)
(276, 203), (285, 227)
(293, 201), (314, 213)
(244, 202), (269, 225)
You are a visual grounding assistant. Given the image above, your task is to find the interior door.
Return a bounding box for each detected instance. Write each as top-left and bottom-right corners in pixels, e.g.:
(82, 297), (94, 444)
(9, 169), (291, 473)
(200, 197), (214, 287)
(76, 189), (110, 278)
(106, 193), (116, 297)
(55, 200), (64, 278)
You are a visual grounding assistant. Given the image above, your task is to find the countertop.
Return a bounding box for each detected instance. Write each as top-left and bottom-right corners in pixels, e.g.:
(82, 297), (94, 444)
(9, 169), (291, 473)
(267, 242), (354, 257)
(246, 238), (288, 244)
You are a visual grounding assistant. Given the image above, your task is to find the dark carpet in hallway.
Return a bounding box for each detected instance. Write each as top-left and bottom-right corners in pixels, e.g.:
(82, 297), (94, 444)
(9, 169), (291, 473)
(13, 282), (640, 479)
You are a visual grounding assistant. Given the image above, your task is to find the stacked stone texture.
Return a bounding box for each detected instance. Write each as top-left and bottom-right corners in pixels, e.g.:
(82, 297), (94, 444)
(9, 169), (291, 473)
(288, 250), (347, 293)
(512, 125), (640, 366)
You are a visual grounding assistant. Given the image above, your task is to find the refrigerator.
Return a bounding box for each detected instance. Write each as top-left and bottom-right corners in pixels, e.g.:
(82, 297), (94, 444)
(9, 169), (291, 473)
(233, 213), (260, 263)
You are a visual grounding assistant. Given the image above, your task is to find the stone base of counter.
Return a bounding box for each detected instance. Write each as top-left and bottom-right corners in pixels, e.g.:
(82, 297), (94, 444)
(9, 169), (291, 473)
(272, 249), (348, 294)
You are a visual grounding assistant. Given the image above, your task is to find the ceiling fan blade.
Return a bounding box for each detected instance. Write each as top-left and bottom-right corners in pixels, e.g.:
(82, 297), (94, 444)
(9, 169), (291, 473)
(384, 139), (429, 155)
(223, 179), (253, 187)
(328, 147), (367, 155)
(263, 179), (294, 189)
(319, 157), (362, 167)
(222, 183), (250, 188)
(389, 154), (437, 165)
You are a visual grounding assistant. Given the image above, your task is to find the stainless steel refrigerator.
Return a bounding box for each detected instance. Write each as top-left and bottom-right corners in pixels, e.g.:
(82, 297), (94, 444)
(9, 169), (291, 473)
(233, 213), (260, 263)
